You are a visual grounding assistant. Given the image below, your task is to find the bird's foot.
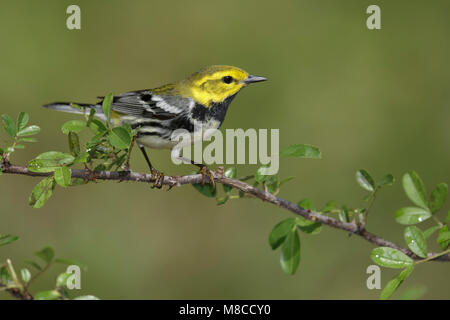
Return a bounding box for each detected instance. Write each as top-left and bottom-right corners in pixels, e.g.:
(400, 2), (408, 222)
(199, 165), (215, 190)
(348, 222), (365, 237)
(151, 169), (164, 189)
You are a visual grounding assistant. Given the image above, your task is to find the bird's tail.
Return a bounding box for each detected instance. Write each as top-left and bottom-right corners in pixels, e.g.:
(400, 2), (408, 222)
(43, 102), (105, 120)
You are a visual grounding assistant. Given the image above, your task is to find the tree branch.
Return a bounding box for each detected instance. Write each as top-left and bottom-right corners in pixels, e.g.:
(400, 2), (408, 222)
(1, 163), (449, 262)
(0, 284), (33, 300)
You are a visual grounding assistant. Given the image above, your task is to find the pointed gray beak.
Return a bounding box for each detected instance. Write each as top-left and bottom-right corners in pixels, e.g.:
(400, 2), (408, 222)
(243, 75), (267, 84)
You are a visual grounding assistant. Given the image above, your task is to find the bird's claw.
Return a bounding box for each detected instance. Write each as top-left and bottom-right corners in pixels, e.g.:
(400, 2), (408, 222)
(199, 166), (215, 190)
(151, 169), (164, 189)
(348, 223), (365, 237)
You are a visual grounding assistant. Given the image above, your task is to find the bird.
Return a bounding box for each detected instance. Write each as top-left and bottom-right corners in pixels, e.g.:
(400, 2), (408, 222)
(43, 65), (267, 188)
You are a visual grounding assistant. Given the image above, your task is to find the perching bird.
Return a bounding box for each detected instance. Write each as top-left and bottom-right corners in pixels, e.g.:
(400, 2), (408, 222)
(44, 65), (267, 188)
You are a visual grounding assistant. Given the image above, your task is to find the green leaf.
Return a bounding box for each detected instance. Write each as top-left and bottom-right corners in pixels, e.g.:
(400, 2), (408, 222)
(54, 166), (71, 187)
(35, 246), (55, 263)
(404, 226), (427, 258)
(397, 286), (427, 300)
(265, 175), (279, 194)
(17, 112), (29, 131)
(216, 195), (229, 205)
(429, 183), (448, 214)
(423, 225), (440, 239)
(254, 166), (269, 183)
(14, 144), (25, 149)
(89, 119), (108, 136)
(56, 272), (71, 288)
(224, 167), (237, 178)
(0, 234), (19, 246)
(0, 266), (10, 283)
(87, 108), (96, 127)
(109, 127), (131, 150)
(394, 207), (431, 225)
(437, 226), (450, 250)
(356, 169), (375, 192)
(269, 218), (296, 250)
(34, 290), (61, 300)
(223, 167), (237, 193)
(298, 199), (315, 211)
(321, 200), (337, 213)
(24, 260), (42, 271)
(17, 125), (40, 137)
(123, 122), (134, 137)
(370, 247), (414, 268)
(74, 295), (100, 300)
(68, 131), (81, 156)
(2, 114), (16, 137)
(61, 120), (86, 134)
(55, 258), (88, 271)
(446, 210), (450, 223)
(20, 268), (31, 283)
(280, 230), (301, 275)
(380, 266), (414, 300)
(279, 144), (321, 159)
(295, 216), (322, 235)
(377, 174), (395, 187)
(102, 92), (114, 125)
(29, 177), (56, 208)
(28, 151), (75, 173)
(279, 176), (295, 187)
(192, 183), (217, 198)
(18, 137), (37, 143)
(73, 152), (89, 164)
(89, 119), (108, 134)
(402, 171), (428, 209)
(339, 207), (350, 223)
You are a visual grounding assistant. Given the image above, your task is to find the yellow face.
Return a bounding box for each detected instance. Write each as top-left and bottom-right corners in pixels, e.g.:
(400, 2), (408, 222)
(180, 65), (265, 107)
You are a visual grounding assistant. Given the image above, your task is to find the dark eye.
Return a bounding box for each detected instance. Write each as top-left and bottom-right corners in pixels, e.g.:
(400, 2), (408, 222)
(222, 76), (234, 84)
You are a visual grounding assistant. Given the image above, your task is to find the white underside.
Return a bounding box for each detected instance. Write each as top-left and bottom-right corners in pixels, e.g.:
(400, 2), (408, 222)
(137, 135), (179, 149)
(136, 118), (222, 150)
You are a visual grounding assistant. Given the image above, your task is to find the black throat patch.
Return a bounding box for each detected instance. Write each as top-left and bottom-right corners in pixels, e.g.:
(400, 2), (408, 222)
(191, 94), (237, 125)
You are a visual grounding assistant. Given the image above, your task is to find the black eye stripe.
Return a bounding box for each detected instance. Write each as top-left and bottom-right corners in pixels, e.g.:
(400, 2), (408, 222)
(222, 76), (233, 84)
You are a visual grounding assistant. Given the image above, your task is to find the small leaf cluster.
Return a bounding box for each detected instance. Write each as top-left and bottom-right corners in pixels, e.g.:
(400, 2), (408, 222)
(370, 171), (450, 299)
(0, 112), (40, 168)
(0, 234), (97, 300)
(191, 144), (323, 275)
(350, 169), (395, 223)
(193, 144), (320, 204)
(4, 94), (136, 208)
(269, 199), (322, 274)
(356, 169), (394, 193)
(268, 169), (394, 276)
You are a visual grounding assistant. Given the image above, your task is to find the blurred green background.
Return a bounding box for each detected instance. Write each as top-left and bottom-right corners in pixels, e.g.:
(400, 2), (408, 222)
(1, 0), (449, 299)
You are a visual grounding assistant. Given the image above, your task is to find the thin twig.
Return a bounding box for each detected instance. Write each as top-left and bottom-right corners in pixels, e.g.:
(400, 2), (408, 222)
(1, 162), (449, 262)
(0, 284), (33, 300)
(1, 259), (33, 300)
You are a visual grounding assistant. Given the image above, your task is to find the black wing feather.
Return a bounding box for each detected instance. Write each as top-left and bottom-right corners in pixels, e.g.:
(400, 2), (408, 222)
(98, 91), (180, 120)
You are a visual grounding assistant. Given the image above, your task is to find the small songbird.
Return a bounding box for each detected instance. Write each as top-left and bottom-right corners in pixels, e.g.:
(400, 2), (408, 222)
(44, 65), (267, 187)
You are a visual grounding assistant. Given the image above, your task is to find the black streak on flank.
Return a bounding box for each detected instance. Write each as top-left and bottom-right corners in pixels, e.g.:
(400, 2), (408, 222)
(140, 93), (152, 102)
